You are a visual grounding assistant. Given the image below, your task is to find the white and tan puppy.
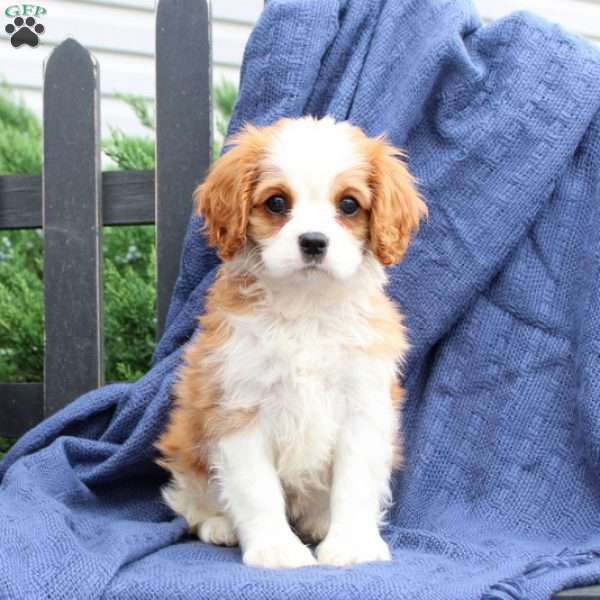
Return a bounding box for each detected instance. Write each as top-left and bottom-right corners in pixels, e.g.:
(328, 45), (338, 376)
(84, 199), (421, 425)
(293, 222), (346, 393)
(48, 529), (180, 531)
(156, 116), (426, 569)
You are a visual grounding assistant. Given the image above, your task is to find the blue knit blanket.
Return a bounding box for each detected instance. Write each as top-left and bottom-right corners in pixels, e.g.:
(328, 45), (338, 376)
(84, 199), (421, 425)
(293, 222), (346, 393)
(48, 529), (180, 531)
(3, 1), (600, 598)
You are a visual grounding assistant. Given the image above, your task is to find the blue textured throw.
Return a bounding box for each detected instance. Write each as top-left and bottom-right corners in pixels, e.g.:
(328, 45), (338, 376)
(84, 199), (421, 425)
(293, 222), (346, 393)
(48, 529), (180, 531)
(3, 1), (600, 598)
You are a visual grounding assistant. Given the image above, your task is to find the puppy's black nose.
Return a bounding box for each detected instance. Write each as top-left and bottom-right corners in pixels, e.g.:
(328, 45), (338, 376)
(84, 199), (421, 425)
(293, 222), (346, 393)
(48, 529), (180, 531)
(299, 232), (329, 260)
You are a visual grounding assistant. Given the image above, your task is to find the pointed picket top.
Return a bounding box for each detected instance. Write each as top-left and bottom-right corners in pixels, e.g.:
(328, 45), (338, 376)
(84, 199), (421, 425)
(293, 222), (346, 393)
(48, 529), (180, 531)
(44, 38), (98, 86)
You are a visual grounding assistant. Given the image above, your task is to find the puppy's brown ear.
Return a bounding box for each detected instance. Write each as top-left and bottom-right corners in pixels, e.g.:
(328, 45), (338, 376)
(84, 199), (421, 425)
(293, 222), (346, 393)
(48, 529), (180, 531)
(367, 137), (427, 265)
(193, 125), (264, 260)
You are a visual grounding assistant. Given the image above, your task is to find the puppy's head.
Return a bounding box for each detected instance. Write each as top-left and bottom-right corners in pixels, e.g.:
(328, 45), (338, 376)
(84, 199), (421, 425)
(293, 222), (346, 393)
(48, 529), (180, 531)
(196, 116), (427, 280)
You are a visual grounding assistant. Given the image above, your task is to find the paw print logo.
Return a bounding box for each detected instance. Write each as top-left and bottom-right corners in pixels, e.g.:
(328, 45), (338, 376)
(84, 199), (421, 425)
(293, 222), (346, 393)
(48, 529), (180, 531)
(5, 16), (45, 48)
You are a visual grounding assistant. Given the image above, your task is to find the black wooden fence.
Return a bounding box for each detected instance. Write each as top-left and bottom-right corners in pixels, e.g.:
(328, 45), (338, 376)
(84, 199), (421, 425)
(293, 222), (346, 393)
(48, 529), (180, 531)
(0, 0), (211, 437)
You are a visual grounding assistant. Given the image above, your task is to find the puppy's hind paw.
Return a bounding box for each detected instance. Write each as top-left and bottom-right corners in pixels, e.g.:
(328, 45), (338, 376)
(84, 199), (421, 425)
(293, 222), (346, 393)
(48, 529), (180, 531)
(198, 515), (238, 546)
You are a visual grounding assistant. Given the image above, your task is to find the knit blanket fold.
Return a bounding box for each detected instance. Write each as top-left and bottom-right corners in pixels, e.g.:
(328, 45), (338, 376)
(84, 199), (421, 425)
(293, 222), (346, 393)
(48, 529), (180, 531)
(3, 1), (600, 598)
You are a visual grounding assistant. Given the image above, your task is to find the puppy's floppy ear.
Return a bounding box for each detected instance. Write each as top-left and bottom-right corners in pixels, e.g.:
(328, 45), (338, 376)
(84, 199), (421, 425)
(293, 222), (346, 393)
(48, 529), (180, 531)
(193, 125), (263, 260)
(367, 137), (427, 265)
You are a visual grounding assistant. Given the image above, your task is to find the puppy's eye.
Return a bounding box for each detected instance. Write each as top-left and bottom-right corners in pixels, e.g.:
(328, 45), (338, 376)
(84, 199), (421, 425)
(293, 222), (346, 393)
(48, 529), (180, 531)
(339, 196), (360, 216)
(265, 195), (288, 215)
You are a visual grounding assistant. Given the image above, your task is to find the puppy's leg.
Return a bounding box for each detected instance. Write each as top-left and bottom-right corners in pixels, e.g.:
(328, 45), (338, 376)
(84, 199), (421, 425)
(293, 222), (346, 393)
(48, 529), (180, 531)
(214, 424), (316, 568)
(316, 375), (395, 566)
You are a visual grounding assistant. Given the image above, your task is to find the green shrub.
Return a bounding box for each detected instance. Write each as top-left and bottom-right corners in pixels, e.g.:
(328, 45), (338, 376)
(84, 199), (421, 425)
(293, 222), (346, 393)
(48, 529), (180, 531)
(103, 225), (156, 381)
(103, 93), (156, 170)
(214, 79), (238, 157)
(0, 230), (43, 382)
(0, 81), (42, 175)
(0, 436), (13, 459)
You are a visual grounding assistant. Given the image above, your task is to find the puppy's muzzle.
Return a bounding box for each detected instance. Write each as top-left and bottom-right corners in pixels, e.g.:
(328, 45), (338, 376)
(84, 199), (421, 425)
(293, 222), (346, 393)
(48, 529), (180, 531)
(299, 232), (329, 262)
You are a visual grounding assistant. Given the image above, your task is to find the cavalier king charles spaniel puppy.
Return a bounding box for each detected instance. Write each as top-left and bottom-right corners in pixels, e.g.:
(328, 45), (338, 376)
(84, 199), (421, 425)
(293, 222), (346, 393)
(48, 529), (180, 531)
(156, 116), (427, 569)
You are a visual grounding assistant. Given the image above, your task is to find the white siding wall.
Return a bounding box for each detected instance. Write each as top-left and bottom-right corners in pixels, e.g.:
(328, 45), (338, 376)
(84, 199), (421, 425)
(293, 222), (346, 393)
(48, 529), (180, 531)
(0, 0), (599, 137)
(0, 0), (263, 136)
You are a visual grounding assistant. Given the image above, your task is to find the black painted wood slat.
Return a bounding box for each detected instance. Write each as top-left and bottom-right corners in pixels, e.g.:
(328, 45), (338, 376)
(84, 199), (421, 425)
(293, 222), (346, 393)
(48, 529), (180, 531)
(103, 170), (155, 224)
(155, 0), (212, 338)
(0, 170), (155, 229)
(43, 39), (104, 416)
(0, 383), (44, 438)
(0, 174), (41, 229)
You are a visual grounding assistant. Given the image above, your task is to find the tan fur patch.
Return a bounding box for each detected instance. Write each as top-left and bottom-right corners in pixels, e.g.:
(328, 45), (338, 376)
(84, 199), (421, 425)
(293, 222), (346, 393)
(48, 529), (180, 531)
(362, 288), (408, 471)
(194, 122), (285, 260)
(330, 168), (371, 243)
(365, 289), (410, 359)
(155, 268), (262, 476)
(247, 178), (295, 242)
(350, 128), (428, 265)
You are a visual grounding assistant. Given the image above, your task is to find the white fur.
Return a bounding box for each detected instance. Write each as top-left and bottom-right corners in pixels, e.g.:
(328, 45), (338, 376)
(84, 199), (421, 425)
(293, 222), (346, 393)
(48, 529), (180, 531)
(163, 118), (405, 568)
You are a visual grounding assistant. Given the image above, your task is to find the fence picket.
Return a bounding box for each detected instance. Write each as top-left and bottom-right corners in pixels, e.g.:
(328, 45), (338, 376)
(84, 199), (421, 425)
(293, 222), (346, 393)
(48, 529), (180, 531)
(42, 39), (104, 416)
(155, 0), (212, 338)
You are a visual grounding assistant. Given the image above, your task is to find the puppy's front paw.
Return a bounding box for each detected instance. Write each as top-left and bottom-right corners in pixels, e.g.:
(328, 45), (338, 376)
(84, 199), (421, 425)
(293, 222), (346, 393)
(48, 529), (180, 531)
(243, 534), (317, 569)
(316, 531), (391, 566)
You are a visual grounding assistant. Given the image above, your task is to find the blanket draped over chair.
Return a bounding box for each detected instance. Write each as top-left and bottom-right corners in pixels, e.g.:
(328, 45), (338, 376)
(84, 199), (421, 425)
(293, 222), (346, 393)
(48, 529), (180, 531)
(3, 1), (600, 598)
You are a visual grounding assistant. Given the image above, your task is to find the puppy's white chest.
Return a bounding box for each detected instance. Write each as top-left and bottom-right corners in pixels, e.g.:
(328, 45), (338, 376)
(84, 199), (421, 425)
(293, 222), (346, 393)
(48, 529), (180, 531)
(266, 333), (346, 487)
(220, 311), (354, 488)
